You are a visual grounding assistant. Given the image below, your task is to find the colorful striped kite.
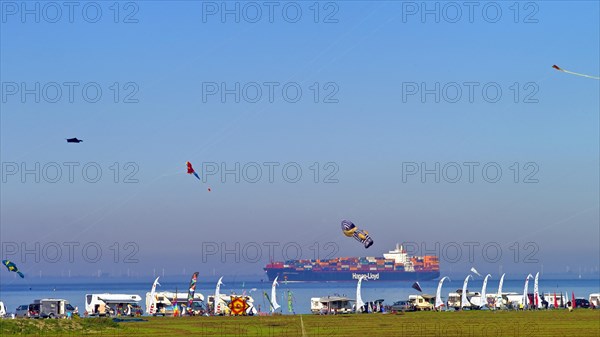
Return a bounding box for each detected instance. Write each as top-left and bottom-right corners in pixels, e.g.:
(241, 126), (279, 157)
(187, 272), (199, 315)
(341, 220), (374, 249)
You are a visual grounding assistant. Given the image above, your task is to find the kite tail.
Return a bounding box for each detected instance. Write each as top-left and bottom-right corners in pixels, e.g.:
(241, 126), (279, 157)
(193, 172), (201, 180)
(17, 271), (24, 278)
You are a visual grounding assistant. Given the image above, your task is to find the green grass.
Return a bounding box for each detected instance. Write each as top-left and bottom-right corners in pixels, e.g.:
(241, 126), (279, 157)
(1, 310), (599, 336)
(0, 317), (119, 336)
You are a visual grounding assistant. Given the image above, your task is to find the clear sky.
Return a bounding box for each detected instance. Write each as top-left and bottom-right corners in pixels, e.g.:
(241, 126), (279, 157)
(1, 1), (598, 281)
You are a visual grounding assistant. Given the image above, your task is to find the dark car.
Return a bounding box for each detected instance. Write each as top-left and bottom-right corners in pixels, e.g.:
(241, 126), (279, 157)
(567, 299), (590, 308)
(390, 300), (415, 312)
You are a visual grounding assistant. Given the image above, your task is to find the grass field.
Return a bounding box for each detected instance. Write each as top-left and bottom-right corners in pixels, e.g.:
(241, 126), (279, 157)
(1, 310), (599, 337)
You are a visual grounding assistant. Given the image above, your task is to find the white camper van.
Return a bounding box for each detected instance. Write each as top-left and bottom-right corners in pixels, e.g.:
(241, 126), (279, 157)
(469, 293), (508, 309)
(408, 294), (435, 311)
(85, 294), (142, 317)
(310, 296), (354, 314)
(543, 293), (567, 308)
(0, 301), (6, 317)
(505, 293), (527, 309)
(447, 290), (480, 310)
(145, 291), (204, 316)
(493, 292), (521, 309)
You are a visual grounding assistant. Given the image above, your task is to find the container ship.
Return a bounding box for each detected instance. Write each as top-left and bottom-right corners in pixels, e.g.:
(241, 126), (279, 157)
(264, 244), (439, 282)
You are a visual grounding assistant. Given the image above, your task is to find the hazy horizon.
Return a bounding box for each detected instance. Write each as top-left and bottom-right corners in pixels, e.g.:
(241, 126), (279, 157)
(1, 2), (598, 284)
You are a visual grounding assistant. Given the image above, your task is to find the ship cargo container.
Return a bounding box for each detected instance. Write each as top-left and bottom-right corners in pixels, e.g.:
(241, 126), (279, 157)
(265, 244), (439, 282)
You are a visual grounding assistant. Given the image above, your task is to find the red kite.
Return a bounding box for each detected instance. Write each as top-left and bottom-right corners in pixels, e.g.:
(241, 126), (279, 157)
(186, 162), (200, 180)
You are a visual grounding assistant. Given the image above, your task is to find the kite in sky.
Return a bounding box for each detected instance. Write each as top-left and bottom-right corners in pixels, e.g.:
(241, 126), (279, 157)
(66, 138), (83, 143)
(2, 260), (24, 278)
(411, 282), (423, 292)
(341, 220), (374, 248)
(471, 267), (483, 277)
(552, 65), (599, 80)
(186, 162), (201, 180)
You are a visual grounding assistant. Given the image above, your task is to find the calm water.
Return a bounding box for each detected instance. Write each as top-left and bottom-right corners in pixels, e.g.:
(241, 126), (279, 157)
(1, 278), (598, 315)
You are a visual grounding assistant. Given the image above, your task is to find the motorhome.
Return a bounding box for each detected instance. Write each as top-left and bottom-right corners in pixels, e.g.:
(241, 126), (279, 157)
(447, 290), (480, 310)
(542, 293), (567, 308)
(468, 292), (551, 310)
(466, 294), (485, 308)
(513, 293), (548, 309)
(493, 292), (520, 309)
(505, 293), (527, 308)
(145, 291), (204, 316)
(447, 292), (461, 309)
(469, 293), (513, 309)
(33, 299), (73, 318)
(310, 296), (354, 314)
(588, 294), (600, 308)
(408, 294), (435, 311)
(85, 294), (142, 317)
(0, 301), (6, 317)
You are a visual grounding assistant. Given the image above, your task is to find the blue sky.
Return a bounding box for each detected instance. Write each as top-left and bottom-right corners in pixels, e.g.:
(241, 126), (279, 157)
(1, 1), (598, 280)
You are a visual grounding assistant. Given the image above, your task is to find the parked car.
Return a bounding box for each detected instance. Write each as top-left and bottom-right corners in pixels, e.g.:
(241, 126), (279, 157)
(15, 305), (29, 318)
(567, 299), (591, 308)
(15, 304), (39, 318)
(390, 300), (415, 312)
